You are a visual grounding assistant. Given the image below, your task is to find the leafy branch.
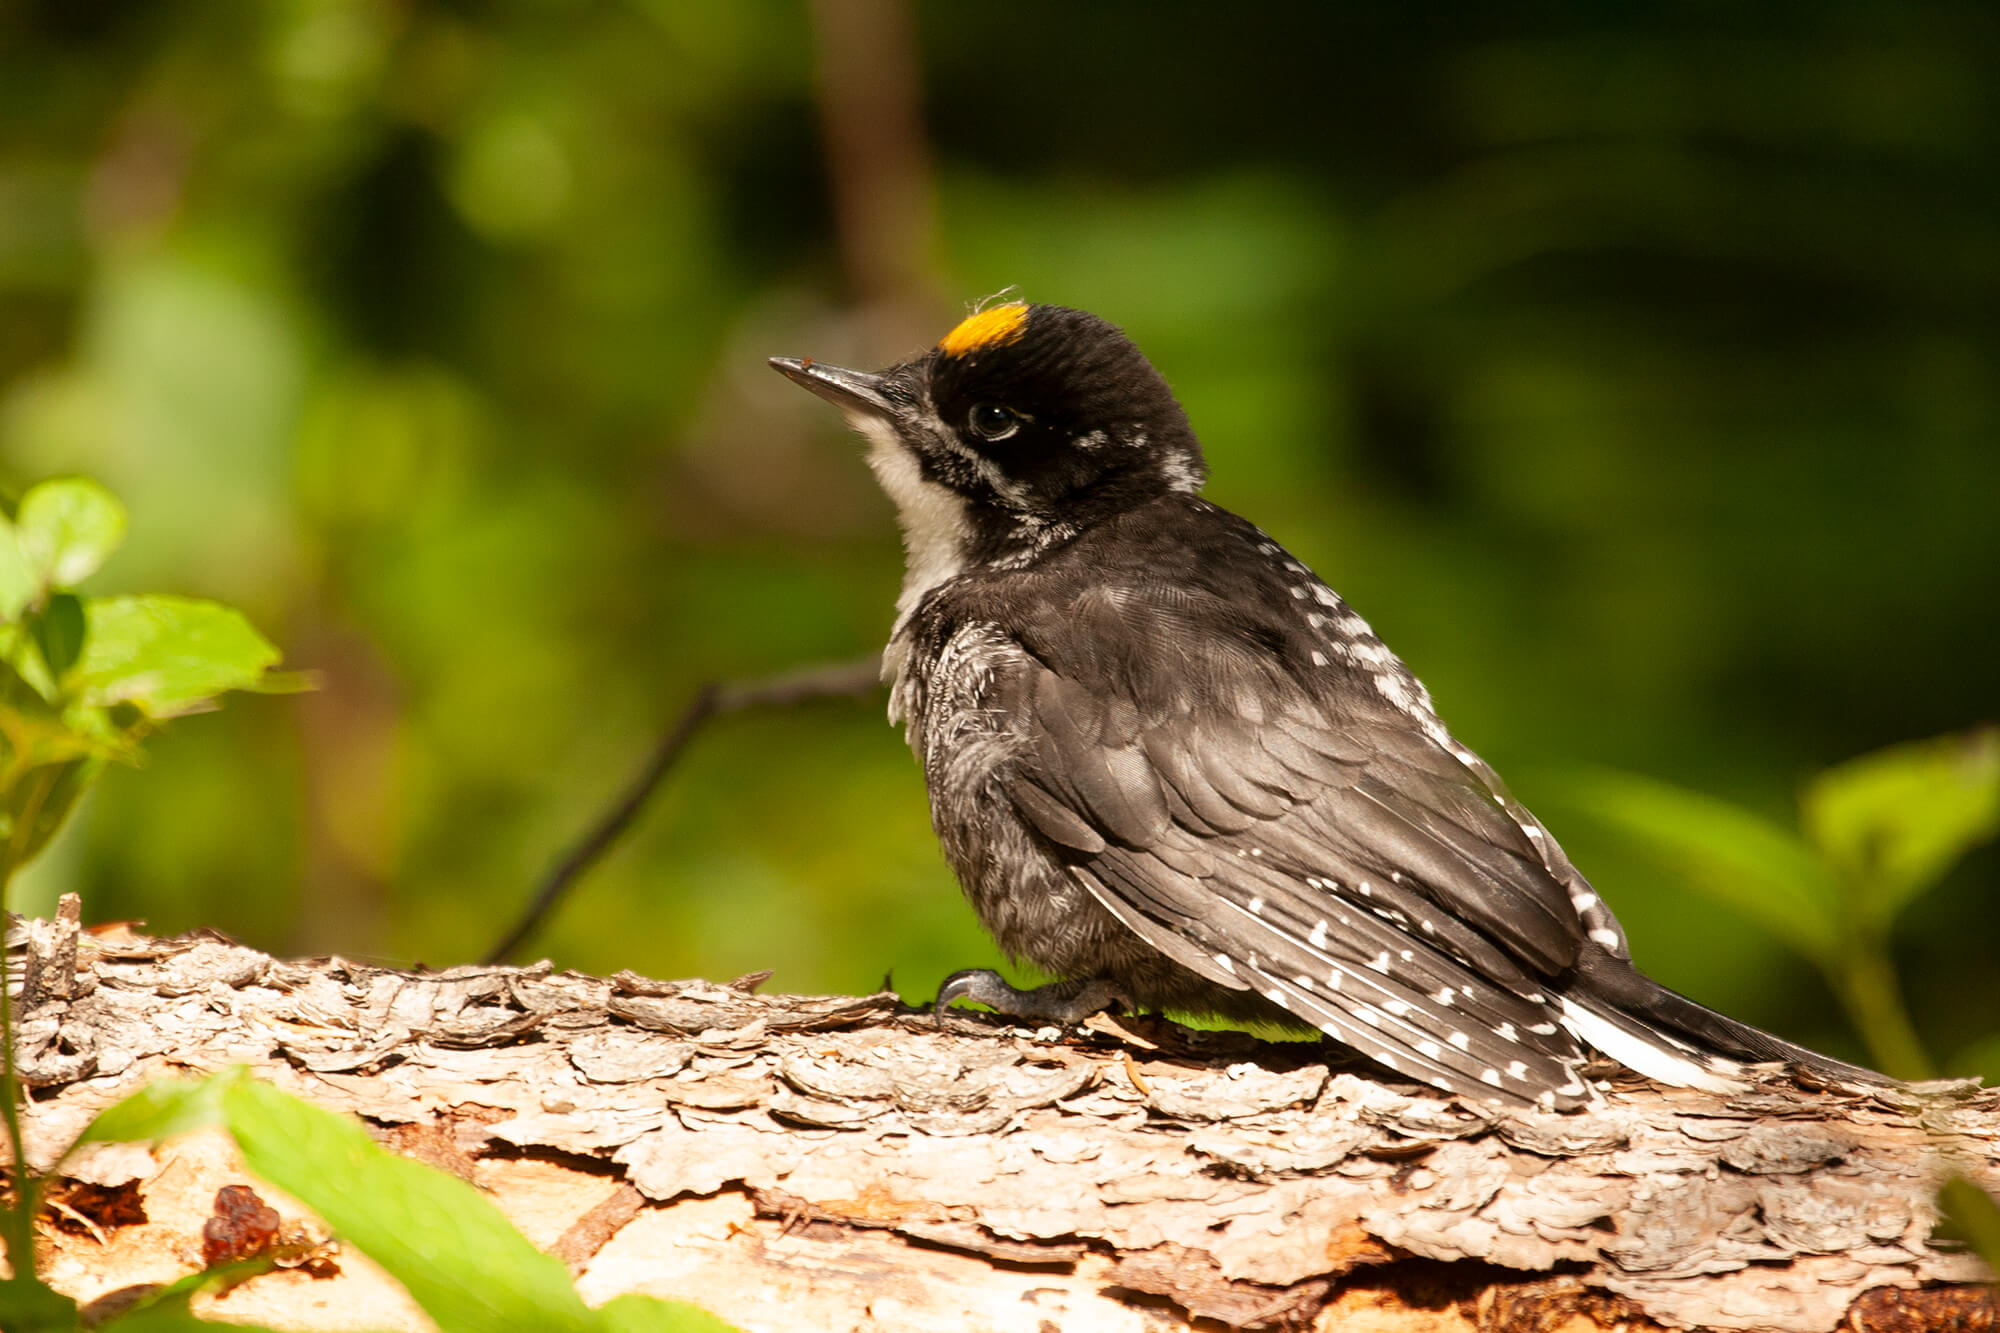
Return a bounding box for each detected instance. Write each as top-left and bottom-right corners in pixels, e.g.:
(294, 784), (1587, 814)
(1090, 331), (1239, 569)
(0, 478), (302, 897)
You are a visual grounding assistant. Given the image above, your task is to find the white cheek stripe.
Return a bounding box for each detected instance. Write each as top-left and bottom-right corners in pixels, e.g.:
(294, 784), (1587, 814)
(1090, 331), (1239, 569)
(852, 415), (972, 631)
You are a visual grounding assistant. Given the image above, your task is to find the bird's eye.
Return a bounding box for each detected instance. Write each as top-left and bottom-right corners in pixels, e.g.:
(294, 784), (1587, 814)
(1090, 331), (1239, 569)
(967, 403), (1021, 441)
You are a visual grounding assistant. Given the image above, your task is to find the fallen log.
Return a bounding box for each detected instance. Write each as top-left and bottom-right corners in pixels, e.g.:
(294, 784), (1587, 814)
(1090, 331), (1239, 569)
(5, 910), (1995, 1331)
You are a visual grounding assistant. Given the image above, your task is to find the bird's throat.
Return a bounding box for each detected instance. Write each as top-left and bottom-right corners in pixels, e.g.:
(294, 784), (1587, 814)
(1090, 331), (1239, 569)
(852, 416), (974, 633)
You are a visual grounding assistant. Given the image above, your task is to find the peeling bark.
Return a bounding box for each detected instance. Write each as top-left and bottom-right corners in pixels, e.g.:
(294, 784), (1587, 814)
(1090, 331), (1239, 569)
(4, 912), (1996, 1332)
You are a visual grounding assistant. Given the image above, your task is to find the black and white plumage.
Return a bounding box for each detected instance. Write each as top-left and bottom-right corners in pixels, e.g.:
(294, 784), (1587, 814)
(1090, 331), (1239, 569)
(772, 301), (1881, 1109)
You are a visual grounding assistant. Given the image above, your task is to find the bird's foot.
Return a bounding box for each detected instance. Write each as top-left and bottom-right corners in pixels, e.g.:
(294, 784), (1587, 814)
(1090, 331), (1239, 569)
(933, 970), (1131, 1025)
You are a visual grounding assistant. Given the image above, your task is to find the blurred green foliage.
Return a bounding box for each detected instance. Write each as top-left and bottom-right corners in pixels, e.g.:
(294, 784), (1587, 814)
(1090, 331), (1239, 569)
(0, 3), (1994, 1072)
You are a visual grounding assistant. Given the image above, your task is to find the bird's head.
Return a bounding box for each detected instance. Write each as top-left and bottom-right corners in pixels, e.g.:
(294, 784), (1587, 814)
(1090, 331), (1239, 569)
(772, 302), (1206, 567)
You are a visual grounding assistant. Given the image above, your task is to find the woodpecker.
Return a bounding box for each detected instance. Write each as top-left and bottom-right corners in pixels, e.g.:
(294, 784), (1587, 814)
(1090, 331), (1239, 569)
(772, 301), (1880, 1109)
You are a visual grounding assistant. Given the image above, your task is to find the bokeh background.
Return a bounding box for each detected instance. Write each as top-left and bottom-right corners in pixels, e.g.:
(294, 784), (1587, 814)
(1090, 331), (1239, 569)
(3, 2), (1994, 1075)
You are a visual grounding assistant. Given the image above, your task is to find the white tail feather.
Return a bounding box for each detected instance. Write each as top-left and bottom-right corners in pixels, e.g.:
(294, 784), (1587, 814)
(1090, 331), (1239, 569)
(1558, 996), (1747, 1094)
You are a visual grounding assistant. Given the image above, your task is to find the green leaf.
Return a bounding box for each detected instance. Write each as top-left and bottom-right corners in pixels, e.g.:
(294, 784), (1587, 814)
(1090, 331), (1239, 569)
(1936, 1176), (2000, 1275)
(0, 701), (101, 770)
(66, 1073), (236, 1157)
(1948, 1031), (2000, 1084)
(594, 1293), (742, 1333)
(0, 1274), (79, 1332)
(1559, 767), (1842, 965)
(33, 594), (87, 682)
(91, 1304), (290, 1333)
(0, 517), (34, 625)
(86, 1260), (378, 1333)
(71, 596), (281, 718)
(90, 1287), (279, 1332)
(220, 1079), (598, 1333)
(1801, 729), (2000, 930)
(118, 1256), (274, 1306)
(0, 756), (107, 882)
(14, 479), (127, 592)
(0, 623), (58, 703)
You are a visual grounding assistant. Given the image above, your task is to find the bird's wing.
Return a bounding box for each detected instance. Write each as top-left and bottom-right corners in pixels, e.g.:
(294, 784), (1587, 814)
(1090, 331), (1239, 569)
(989, 563), (1596, 1106)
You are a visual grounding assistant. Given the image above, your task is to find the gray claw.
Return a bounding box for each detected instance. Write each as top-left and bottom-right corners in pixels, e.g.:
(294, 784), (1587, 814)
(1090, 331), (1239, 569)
(933, 970), (1131, 1024)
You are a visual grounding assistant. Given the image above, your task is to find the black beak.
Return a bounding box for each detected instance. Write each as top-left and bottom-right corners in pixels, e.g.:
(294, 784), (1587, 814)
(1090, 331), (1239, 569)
(768, 357), (897, 421)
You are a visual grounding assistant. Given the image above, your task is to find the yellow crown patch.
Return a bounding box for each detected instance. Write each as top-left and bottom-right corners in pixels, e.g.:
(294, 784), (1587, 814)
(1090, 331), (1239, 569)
(939, 302), (1029, 358)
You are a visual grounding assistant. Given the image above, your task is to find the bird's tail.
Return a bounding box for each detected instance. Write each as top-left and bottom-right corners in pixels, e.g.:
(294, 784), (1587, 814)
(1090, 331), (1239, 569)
(1557, 952), (1890, 1095)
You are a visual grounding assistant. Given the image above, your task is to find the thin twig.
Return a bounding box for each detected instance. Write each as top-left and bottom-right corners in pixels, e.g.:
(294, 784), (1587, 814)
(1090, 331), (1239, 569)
(483, 656), (883, 964)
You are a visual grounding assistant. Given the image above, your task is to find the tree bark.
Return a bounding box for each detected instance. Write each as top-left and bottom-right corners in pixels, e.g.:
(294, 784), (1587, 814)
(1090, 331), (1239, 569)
(5, 911), (1996, 1332)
